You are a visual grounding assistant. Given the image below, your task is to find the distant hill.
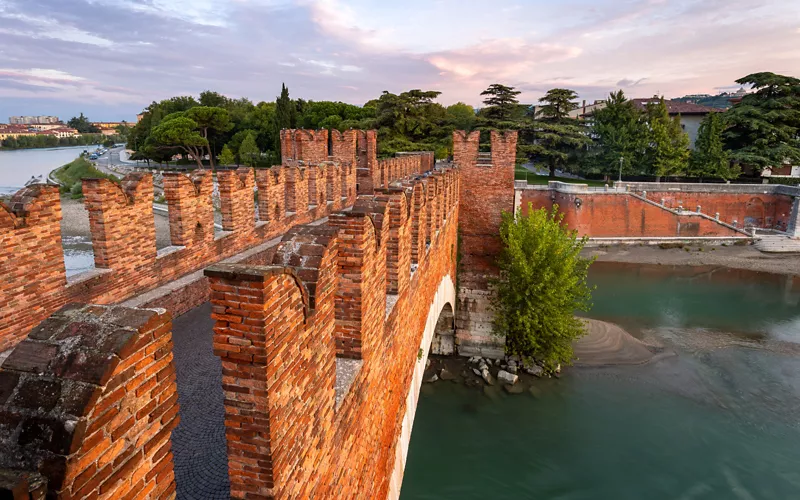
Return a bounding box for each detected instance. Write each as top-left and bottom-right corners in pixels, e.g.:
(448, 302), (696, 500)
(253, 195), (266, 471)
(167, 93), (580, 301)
(672, 89), (748, 110)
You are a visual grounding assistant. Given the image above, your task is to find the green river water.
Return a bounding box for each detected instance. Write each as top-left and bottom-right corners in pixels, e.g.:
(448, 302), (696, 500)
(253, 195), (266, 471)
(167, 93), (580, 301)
(401, 263), (800, 500)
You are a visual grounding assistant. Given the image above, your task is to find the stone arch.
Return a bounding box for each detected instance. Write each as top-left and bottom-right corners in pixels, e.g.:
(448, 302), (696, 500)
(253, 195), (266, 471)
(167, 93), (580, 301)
(388, 273), (455, 500)
(430, 302), (455, 355)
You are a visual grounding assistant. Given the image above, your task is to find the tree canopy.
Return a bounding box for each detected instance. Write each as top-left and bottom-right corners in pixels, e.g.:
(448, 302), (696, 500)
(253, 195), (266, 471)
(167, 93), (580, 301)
(724, 72), (800, 171)
(491, 205), (594, 370)
(67, 113), (100, 134)
(149, 113), (208, 168)
(690, 112), (738, 180)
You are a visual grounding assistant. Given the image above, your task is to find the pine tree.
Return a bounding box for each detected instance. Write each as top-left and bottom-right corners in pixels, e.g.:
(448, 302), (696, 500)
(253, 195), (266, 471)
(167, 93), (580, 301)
(273, 83), (295, 155)
(724, 72), (800, 172)
(480, 84), (522, 122)
(689, 112), (738, 180)
(586, 90), (650, 178)
(219, 144), (235, 166)
(239, 132), (260, 167)
(523, 88), (591, 178)
(644, 98), (690, 179)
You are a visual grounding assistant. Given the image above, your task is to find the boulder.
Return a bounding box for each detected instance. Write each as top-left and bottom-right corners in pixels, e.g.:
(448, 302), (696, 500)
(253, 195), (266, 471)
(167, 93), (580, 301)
(472, 368), (482, 377)
(480, 368), (494, 386)
(497, 370), (518, 385)
(440, 368), (456, 381)
(504, 383), (525, 394)
(523, 361), (543, 377)
(425, 373), (439, 383)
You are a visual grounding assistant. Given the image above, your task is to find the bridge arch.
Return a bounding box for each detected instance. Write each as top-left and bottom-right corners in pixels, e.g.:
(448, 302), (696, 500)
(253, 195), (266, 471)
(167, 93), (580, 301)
(388, 273), (456, 499)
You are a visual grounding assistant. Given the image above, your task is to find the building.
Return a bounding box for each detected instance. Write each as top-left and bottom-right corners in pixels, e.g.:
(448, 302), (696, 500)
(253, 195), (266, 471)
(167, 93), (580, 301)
(8, 116), (60, 125)
(40, 127), (79, 139)
(0, 125), (37, 141)
(92, 121), (133, 136)
(568, 100), (608, 120)
(28, 124), (64, 131)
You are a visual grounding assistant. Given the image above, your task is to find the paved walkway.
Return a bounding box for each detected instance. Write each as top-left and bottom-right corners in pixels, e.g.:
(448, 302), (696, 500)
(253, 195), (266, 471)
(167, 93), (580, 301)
(170, 303), (230, 499)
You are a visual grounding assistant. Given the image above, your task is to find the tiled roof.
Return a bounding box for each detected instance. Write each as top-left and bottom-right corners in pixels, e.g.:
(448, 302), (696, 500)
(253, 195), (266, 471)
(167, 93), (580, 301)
(631, 99), (721, 115)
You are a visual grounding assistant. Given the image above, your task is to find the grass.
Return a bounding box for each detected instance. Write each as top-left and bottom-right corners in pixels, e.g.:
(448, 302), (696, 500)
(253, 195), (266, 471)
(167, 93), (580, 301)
(53, 156), (118, 198)
(515, 169), (606, 187)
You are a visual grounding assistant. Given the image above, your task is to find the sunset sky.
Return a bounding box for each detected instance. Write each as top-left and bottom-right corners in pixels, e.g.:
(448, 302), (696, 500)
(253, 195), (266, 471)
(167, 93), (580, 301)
(0, 0), (798, 121)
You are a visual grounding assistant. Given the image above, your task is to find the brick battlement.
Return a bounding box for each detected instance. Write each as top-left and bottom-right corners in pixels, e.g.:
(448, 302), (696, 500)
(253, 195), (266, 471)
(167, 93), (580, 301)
(203, 165), (459, 498)
(0, 132), (436, 355)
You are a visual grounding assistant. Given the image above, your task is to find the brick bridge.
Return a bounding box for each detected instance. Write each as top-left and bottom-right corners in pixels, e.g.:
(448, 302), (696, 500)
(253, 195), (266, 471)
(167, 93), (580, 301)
(0, 129), (514, 499)
(2, 128), (800, 498)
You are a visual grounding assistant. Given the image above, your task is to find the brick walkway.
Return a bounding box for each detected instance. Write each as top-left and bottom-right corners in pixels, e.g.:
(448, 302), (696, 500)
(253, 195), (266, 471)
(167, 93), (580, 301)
(170, 303), (230, 499)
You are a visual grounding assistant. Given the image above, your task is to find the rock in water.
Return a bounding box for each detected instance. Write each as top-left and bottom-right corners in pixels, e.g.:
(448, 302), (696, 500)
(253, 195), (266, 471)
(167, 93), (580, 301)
(497, 370), (518, 385)
(504, 383), (525, 394)
(472, 368), (482, 377)
(440, 368), (456, 381)
(523, 361), (544, 377)
(480, 368), (494, 386)
(425, 373), (439, 383)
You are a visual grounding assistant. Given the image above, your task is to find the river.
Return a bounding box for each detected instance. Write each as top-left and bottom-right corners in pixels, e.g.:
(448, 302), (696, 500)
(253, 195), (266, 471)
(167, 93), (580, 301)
(0, 145), (98, 195)
(401, 263), (800, 499)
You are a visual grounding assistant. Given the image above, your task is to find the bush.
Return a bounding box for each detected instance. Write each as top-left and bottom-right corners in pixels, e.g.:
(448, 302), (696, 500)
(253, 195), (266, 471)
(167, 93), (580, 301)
(69, 182), (83, 199)
(491, 204), (595, 369)
(54, 156), (118, 197)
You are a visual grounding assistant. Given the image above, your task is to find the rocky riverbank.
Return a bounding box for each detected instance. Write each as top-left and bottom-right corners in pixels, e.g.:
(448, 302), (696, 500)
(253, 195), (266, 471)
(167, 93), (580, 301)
(584, 243), (800, 276)
(424, 318), (664, 396)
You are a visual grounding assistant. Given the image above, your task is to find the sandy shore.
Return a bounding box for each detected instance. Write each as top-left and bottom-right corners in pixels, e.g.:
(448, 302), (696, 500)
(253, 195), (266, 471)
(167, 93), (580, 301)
(60, 196), (172, 249)
(573, 319), (660, 366)
(583, 244), (800, 276)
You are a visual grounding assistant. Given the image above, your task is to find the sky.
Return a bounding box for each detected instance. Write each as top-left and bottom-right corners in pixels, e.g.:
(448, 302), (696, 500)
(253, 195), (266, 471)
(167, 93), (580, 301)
(0, 0), (798, 122)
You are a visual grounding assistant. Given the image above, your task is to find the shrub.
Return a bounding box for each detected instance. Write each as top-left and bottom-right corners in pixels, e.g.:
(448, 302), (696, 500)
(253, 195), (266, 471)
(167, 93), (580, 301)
(491, 204), (595, 369)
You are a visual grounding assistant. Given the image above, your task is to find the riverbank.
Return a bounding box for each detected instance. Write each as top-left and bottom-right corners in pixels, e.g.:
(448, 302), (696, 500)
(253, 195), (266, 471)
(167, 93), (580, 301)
(584, 243), (800, 276)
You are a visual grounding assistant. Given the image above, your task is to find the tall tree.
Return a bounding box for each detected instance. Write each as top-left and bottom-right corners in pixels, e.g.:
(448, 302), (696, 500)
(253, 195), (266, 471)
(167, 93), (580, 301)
(689, 112), (738, 180)
(644, 98), (690, 179)
(274, 83), (295, 154)
(446, 102), (476, 131)
(724, 72), (800, 172)
(239, 132), (260, 167)
(481, 84), (521, 122)
(218, 144), (235, 166)
(525, 88), (591, 178)
(149, 113), (207, 169)
(67, 113), (100, 133)
(586, 90), (649, 178)
(491, 205), (594, 370)
(185, 106), (232, 168)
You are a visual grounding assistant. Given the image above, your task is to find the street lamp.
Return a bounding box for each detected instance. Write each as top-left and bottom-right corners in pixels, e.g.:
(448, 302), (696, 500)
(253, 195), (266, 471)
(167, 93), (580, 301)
(619, 157), (624, 183)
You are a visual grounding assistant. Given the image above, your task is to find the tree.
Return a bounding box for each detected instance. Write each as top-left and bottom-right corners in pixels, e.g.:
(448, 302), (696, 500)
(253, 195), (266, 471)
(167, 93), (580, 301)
(481, 84), (521, 122)
(239, 132), (260, 167)
(644, 98), (690, 179)
(586, 90), (649, 178)
(689, 112), (738, 180)
(274, 83), (295, 154)
(185, 106), (232, 168)
(219, 144), (235, 166)
(524, 88), (591, 178)
(724, 72), (800, 172)
(68, 113), (100, 133)
(446, 102), (476, 131)
(491, 205), (594, 370)
(149, 113), (208, 168)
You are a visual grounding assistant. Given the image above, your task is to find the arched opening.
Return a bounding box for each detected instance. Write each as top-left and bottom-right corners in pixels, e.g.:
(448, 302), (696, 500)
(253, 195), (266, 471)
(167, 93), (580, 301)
(430, 302), (455, 356)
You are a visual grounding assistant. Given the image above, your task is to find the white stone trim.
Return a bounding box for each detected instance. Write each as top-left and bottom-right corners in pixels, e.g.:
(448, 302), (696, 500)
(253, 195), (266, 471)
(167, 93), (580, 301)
(386, 273), (456, 500)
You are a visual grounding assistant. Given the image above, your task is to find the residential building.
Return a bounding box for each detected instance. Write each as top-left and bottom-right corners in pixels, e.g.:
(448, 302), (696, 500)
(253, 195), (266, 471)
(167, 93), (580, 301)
(630, 99), (721, 148)
(92, 121), (133, 136)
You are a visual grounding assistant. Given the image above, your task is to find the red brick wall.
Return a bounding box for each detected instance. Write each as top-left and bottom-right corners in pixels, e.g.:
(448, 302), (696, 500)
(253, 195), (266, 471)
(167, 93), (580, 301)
(280, 129), (328, 164)
(0, 159), (360, 353)
(519, 190), (764, 237)
(203, 167), (459, 499)
(356, 130), (377, 194)
(638, 192), (793, 230)
(0, 304), (179, 499)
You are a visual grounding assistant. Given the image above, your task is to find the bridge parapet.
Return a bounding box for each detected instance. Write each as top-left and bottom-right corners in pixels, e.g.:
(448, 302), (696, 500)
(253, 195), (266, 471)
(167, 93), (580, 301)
(202, 166), (459, 498)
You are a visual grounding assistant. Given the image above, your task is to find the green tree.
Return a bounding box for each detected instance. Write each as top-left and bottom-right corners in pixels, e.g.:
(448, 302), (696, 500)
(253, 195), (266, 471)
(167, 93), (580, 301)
(724, 72), (800, 172)
(586, 90), (649, 178)
(491, 205), (594, 370)
(644, 98), (690, 179)
(274, 83), (295, 154)
(185, 106), (232, 168)
(149, 113), (208, 168)
(481, 84), (522, 122)
(445, 102), (476, 131)
(689, 112), (738, 180)
(219, 144), (235, 165)
(239, 132), (260, 167)
(524, 88), (591, 178)
(67, 113), (100, 133)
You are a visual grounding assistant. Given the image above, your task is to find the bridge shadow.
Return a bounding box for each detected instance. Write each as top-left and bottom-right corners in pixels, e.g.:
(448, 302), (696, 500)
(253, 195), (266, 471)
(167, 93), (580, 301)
(169, 302), (230, 499)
